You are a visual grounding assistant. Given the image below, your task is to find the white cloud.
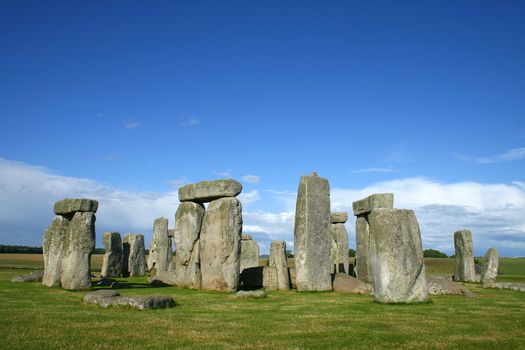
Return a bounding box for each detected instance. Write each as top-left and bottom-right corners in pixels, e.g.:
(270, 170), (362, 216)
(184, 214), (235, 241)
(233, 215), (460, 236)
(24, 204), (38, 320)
(242, 175), (260, 183)
(180, 117), (201, 127)
(476, 147), (525, 164)
(123, 120), (141, 129)
(238, 190), (261, 205)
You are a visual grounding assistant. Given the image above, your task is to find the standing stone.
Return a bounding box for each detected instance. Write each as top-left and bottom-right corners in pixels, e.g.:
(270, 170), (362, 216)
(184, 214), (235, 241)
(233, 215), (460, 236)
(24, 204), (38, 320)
(61, 212), (96, 290)
(200, 197), (242, 291)
(354, 216), (372, 282)
(42, 216), (70, 287)
(267, 240), (290, 290)
(454, 230), (476, 282)
(481, 247), (499, 286)
(294, 172), (332, 291)
(147, 217), (172, 273)
(240, 234), (260, 273)
(101, 232), (123, 278)
(178, 179), (242, 203)
(123, 234), (146, 277)
(330, 212), (349, 274)
(367, 209), (428, 303)
(174, 202), (205, 289)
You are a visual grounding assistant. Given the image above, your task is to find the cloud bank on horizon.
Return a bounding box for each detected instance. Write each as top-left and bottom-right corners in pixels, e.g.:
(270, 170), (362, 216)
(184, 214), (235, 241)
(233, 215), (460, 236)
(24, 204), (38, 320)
(1, 157), (524, 257)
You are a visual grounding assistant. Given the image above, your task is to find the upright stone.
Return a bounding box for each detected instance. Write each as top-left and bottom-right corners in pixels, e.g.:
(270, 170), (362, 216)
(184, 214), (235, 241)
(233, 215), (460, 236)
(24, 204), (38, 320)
(267, 240), (290, 290)
(123, 234), (146, 277)
(101, 232), (123, 278)
(42, 216), (70, 287)
(354, 216), (372, 282)
(293, 172), (332, 291)
(240, 234), (260, 273)
(178, 179), (242, 203)
(61, 212), (96, 290)
(481, 247), (499, 287)
(330, 212), (349, 274)
(200, 197), (242, 291)
(147, 217), (172, 273)
(454, 230), (476, 282)
(367, 209), (428, 303)
(174, 202), (205, 289)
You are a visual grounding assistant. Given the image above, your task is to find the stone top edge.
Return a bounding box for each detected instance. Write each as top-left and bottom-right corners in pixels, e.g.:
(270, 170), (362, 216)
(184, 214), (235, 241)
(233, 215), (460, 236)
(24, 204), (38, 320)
(352, 193), (394, 216)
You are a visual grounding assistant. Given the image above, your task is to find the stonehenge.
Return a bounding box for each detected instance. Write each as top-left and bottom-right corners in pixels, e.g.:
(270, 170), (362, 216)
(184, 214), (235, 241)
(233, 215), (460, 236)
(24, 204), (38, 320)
(147, 217), (172, 274)
(263, 240), (290, 290)
(330, 212), (349, 274)
(240, 234), (260, 273)
(454, 230), (476, 282)
(294, 172), (332, 291)
(101, 232), (123, 278)
(123, 234), (146, 277)
(480, 247), (499, 287)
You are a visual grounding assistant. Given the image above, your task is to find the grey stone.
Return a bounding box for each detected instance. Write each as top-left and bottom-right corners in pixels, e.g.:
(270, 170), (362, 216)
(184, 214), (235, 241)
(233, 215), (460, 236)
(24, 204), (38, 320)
(332, 273), (373, 294)
(83, 290), (175, 310)
(12, 270), (44, 283)
(174, 202), (205, 289)
(263, 267), (278, 290)
(61, 212), (96, 290)
(354, 216), (372, 283)
(83, 290), (120, 304)
(330, 212), (348, 224)
(94, 278), (130, 289)
(427, 276), (475, 297)
(352, 193), (393, 216)
(235, 290), (267, 298)
(293, 172), (332, 291)
(268, 240), (290, 290)
(368, 208), (428, 303)
(330, 222), (349, 274)
(101, 232), (123, 278)
(148, 271), (177, 286)
(54, 198), (98, 216)
(42, 215), (69, 287)
(147, 217), (172, 273)
(123, 234), (146, 277)
(200, 197), (242, 291)
(168, 229), (175, 238)
(241, 234), (253, 240)
(240, 237), (260, 273)
(481, 247), (499, 287)
(482, 282), (525, 292)
(454, 230), (476, 282)
(288, 267), (297, 289)
(178, 179), (242, 203)
(240, 266), (264, 288)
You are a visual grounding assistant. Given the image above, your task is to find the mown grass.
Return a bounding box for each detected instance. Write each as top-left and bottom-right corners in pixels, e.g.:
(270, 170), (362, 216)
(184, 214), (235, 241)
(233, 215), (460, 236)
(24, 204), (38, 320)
(1, 255), (525, 349)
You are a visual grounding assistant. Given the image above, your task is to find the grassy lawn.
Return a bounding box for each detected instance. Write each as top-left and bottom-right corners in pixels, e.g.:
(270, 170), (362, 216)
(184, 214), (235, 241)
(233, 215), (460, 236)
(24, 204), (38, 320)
(1, 255), (524, 349)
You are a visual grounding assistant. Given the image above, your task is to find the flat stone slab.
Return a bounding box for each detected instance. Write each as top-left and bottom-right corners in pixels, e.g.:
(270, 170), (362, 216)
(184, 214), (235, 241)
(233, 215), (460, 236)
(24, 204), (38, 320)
(83, 290), (176, 310)
(178, 179), (242, 203)
(332, 273), (372, 294)
(427, 276), (475, 297)
(352, 193), (393, 216)
(241, 234), (253, 240)
(235, 290), (267, 298)
(483, 282), (525, 292)
(330, 212), (348, 224)
(54, 198), (98, 215)
(11, 270), (44, 283)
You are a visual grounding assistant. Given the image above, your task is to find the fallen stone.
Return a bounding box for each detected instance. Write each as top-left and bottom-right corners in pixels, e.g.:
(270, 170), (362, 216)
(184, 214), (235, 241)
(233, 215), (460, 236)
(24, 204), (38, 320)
(240, 236), (260, 273)
(330, 222), (349, 274)
(482, 282), (525, 292)
(11, 270), (44, 283)
(94, 278), (130, 289)
(368, 208), (428, 303)
(426, 276), (475, 297)
(354, 216), (372, 283)
(481, 247), (499, 287)
(54, 198), (98, 216)
(83, 290), (175, 310)
(268, 240), (290, 290)
(332, 273), (372, 294)
(352, 193), (393, 216)
(123, 234), (147, 277)
(147, 217), (172, 273)
(101, 232), (123, 278)
(42, 215), (69, 287)
(61, 212), (96, 290)
(294, 172), (332, 291)
(178, 179), (242, 203)
(330, 212), (348, 224)
(454, 230), (476, 282)
(240, 266), (264, 289)
(235, 290), (267, 298)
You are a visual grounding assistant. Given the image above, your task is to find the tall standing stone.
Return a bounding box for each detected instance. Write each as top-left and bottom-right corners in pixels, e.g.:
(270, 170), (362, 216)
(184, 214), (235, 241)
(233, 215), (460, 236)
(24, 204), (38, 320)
(454, 230), (476, 282)
(42, 216), (70, 287)
(481, 247), (499, 286)
(265, 240), (290, 290)
(123, 234), (146, 277)
(61, 212), (96, 290)
(101, 232), (123, 278)
(294, 172), (332, 291)
(147, 217), (172, 273)
(174, 202), (205, 289)
(367, 208), (428, 303)
(240, 234), (260, 273)
(200, 197), (242, 291)
(330, 212), (349, 274)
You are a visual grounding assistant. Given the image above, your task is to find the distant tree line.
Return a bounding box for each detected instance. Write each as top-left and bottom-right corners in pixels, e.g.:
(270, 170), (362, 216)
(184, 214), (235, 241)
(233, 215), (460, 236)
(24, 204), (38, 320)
(0, 245), (43, 254)
(423, 249), (448, 258)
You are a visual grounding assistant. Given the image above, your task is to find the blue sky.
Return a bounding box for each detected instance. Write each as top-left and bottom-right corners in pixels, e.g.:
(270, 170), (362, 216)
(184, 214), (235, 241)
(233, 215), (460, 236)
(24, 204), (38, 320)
(1, 1), (524, 256)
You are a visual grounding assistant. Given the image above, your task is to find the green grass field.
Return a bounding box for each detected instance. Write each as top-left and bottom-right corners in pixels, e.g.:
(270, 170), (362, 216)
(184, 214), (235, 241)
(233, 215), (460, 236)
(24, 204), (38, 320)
(1, 255), (524, 349)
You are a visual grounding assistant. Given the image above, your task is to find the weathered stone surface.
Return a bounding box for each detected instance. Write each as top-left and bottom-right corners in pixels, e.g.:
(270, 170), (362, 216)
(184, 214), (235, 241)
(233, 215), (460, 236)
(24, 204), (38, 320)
(174, 202), (205, 289)
(294, 172), (332, 291)
(83, 290), (176, 310)
(480, 247), (499, 286)
(200, 197), (242, 291)
(263, 267), (278, 290)
(268, 240), (290, 290)
(288, 267), (297, 289)
(352, 193), (393, 216)
(148, 271), (177, 286)
(427, 276), (475, 297)
(368, 209), (428, 303)
(484, 282), (525, 292)
(330, 223), (349, 274)
(42, 215), (69, 287)
(241, 234), (252, 240)
(330, 212), (348, 224)
(355, 216), (372, 283)
(168, 229), (175, 238)
(332, 273), (373, 294)
(235, 290), (267, 298)
(101, 232), (123, 278)
(54, 198), (98, 216)
(61, 212), (96, 290)
(94, 278), (130, 289)
(240, 237), (260, 273)
(240, 266), (264, 288)
(123, 234), (146, 277)
(147, 217), (172, 273)
(178, 179), (242, 203)
(454, 230), (476, 282)
(12, 270), (44, 283)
